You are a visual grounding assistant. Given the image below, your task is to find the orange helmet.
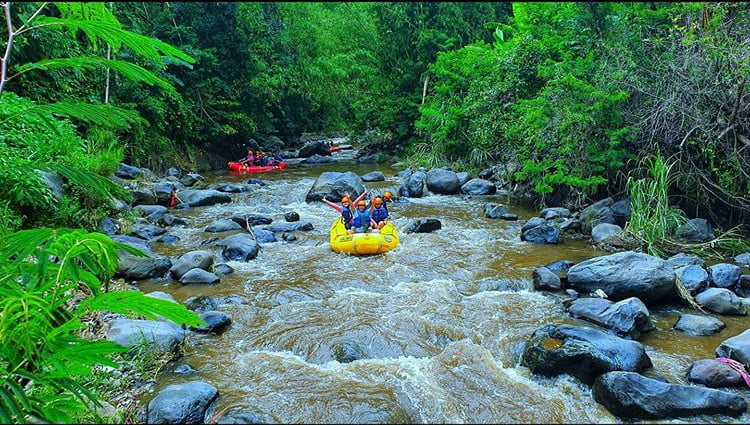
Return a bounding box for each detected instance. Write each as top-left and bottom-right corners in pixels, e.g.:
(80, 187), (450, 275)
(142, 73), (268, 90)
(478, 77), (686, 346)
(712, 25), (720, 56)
(383, 191), (393, 200)
(341, 196), (351, 204)
(357, 200), (367, 207)
(373, 197), (383, 206)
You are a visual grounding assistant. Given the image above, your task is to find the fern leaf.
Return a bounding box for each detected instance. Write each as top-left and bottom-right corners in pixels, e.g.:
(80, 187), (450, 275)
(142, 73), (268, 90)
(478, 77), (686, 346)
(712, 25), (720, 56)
(43, 163), (130, 203)
(15, 57), (175, 91)
(79, 291), (205, 328)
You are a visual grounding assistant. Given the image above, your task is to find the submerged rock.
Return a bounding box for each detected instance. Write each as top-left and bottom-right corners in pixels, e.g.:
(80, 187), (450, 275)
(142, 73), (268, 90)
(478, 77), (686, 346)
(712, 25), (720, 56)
(592, 371), (746, 419)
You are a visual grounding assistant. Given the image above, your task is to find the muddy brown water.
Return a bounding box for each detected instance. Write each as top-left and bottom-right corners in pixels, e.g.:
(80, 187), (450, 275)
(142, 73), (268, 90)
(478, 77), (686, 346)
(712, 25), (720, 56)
(137, 155), (750, 423)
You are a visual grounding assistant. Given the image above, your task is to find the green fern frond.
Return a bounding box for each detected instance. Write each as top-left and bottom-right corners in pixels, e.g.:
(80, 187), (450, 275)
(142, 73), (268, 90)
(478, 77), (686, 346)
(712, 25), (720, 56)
(43, 163), (130, 204)
(15, 57), (175, 91)
(79, 291), (204, 328)
(34, 17), (195, 65)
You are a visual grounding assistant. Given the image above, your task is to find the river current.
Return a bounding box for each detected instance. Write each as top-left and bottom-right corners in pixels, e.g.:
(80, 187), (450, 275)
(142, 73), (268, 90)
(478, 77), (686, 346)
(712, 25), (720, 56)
(138, 150), (750, 424)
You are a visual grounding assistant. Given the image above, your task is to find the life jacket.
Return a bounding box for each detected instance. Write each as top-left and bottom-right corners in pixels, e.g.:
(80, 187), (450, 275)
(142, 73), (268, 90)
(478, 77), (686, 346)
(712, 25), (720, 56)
(169, 194), (177, 208)
(341, 207), (353, 228)
(352, 208), (370, 228)
(372, 205), (388, 222)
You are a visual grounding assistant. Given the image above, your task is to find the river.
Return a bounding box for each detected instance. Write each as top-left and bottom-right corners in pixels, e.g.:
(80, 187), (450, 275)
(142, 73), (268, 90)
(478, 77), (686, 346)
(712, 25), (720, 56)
(137, 150), (750, 423)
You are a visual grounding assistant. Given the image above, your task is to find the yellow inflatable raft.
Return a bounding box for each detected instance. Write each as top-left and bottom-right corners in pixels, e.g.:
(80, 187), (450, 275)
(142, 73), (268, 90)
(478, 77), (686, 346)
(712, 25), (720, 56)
(329, 218), (400, 255)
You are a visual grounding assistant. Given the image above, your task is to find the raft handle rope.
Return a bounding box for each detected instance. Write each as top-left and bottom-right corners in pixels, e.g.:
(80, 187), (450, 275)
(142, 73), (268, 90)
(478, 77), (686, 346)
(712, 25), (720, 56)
(716, 356), (750, 388)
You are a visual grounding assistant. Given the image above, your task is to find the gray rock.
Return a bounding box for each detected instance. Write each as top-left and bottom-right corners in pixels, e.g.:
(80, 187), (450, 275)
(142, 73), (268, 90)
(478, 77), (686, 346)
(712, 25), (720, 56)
(178, 190), (231, 207)
(673, 314), (725, 336)
(217, 233), (260, 261)
(734, 252), (750, 267)
(675, 218), (714, 242)
(163, 362), (197, 375)
(298, 140), (331, 158)
(145, 291), (177, 304)
(736, 275), (750, 298)
(100, 217), (120, 236)
(398, 170), (427, 198)
(116, 163), (142, 179)
(540, 207), (571, 220)
(179, 268), (220, 285)
(567, 251), (675, 303)
(591, 223), (622, 243)
(560, 218), (582, 232)
(695, 288), (746, 315)
(116, 252), (171, 280)
(676, 265), (709, 295)
(521, 217), (545, 232)
(267, 221), (314, 233)
(521, 224), (560, 244)
(406, 218), (442, 233)
(687, 359), (745, 388)
(667, 253), (706, 268)
(229, 214), (273, 227)
(426, 169), (461, 195)
(166, 167), (181, 178)
(361, 171), (385, 182)
(500, 213), (519, 221)
(610, 198), (631, 227)
(215, 183), (252, 193)
(135, 205), (168, 223)
(460, 178), (496, 195)
(129, 223), (166, 240)
(180, 173), (204, 187)
(532, 267), (562, 291)
(709, 263), (742, 289)
(356, 153), (380, 163)
(215, 408), (276, 424)
(37, 170), (64, 201)
(592, 371), (746, 419)
(107, 319), (184, 351)
(111, 234), (152, 253)
(246, 178), (266, 186)
(170, 251), (214, 279)
(157, 214), (187, 227)
(301, 154), (336, 164)
(192, 311), (231, 334)
(716, 329), (750, 364)
(521, 324), (652, 385)
(567, 297), (654, 339)
(485, 203), (510, 219)
(284, 211), (300, 222)
(305, 171), (366, 203)
(213, 263), (234, 276)
(147, 381), (218, 424)
(205, 219), (242, 233)
(251, 227), (277, 243)
(580, 198), (615, 231)
(130, 187), (157, 206)
(184, 296), (219, 313)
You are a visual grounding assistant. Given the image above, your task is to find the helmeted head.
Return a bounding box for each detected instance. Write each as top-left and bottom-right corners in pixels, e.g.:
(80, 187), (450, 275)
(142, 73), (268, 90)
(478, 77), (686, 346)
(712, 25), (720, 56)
(341, 196), (351, 206)
(357, 200), (367, 209)
(373, 197), (383, 206)
(383, 191), (393, 201)
(247, 149), (253, 154)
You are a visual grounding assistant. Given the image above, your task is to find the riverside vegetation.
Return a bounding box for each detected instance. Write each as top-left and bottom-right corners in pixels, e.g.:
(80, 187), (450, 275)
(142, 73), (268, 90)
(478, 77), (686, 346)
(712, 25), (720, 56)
(1, 1), (750, 424)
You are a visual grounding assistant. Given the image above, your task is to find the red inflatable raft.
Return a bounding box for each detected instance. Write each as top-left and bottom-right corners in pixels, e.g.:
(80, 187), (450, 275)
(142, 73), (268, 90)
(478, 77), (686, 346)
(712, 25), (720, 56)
(228, 161), (288, 173)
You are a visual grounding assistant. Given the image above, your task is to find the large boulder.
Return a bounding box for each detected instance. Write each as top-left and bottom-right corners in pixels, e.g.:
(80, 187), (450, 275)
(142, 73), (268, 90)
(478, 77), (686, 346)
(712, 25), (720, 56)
(610, 199), (631, 227)
(100, 217), (120, 236)
(709, 263), (742, 289)
(673, 314), (725, 336)
(204, 219), (242, 233)
(130, 187), (157, 206)
(147, 381), (218, 424)
(426, 169), (461, 195)
(460, 178), (496, 196)
(675, 218), (714, 242)
(716, 329), (750, 364)
(107, 319), (184, 351)
(540, 207), (571, 220)
(695, 288), (746, 315)
(567, 297), (654, 339)
(298, 140), (331, 158)
(398, 170), (427, 198)
(180, 172), (204, 187)
(580, 198), (616, 231)
(116, 163), (143, 179)
(566, 251), (675, 303)
(305, 171), (365, 203)
(532, 267), (562, 292)
(267, 221), (314, 233)
(179, 268), (220, 285)
(666, 253), (706, 268)
(592, 371), (746, 419)
(521, 223), (561, 244)
(169, 250), (214, 279)
(520, 324), (652, 385)
(178, 190), (231, 207)
(216, 234), (260, 261)
(129, 223), (166, 240)
(687, 359), (746, 388)
(116, 252), (171, 280)
(456, 172), (471, 186)
(405, 218), (442, 234)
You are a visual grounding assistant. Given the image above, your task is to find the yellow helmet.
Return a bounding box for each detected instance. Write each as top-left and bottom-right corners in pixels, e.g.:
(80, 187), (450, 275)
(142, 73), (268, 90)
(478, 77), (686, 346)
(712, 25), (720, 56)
(383, 191), (393, 200)
(357, 200), (367, 207)
(373, 197), (383, 206)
